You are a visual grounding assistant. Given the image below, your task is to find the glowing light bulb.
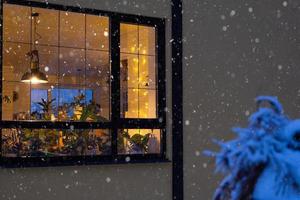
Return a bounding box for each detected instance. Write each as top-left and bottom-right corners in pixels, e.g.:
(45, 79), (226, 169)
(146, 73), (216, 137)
(30, 77), (40, 84)
(130, 47), (136, 53)
(104, 31), (109, 37)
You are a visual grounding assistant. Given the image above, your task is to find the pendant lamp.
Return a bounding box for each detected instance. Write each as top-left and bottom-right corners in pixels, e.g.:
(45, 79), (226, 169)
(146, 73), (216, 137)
(21, 12), (48, 84)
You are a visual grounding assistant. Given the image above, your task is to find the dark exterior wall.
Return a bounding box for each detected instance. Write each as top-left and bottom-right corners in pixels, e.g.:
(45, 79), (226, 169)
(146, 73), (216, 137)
(183, 0), (300, 199)
(0, 164), (171, 200)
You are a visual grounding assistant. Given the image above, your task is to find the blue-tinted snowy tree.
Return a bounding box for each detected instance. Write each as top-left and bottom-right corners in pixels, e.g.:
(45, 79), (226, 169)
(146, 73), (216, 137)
(205, 96), (300, 200)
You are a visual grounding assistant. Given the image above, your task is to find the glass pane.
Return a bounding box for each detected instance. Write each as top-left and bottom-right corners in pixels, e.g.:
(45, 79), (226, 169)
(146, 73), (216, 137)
(121, 89), (138, 118)
(32, 7), (59, 46)
(138, 89), (157, 118)
(37, 46), (59, 83)
(118, 129), (161, 154)
(2, 128), (111, 157)
(2, 82), (31, 120)
(86, 15), (109, 50)
(86, 50), (110, 121)
(31, 89), (48, 113)
(3, 42), (31, 81)
(120, 54), (139, 89)
(59, 48), (85, 86)
(120, 24), (138, 54)
(3, 4), (31, 43)
(139, 25), (156, 55)
(139, 55), (156, 89)
(60, 11), (85, 48)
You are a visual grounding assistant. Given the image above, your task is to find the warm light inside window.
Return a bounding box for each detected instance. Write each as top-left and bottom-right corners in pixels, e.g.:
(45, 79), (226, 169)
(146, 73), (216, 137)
(21, 76), (48, 84)
(118, 129), (161, 154)
(1, 3), (164, 159)
(1, 3), (112, 158)
(2, 4), (110, 121)
(120, 23), (157, 119)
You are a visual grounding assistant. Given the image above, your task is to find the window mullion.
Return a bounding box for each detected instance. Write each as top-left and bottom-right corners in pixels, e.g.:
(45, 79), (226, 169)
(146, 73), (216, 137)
(157, 21), (167, 157)
(0, 1), (3, 159)
(110, 17), (120, 156)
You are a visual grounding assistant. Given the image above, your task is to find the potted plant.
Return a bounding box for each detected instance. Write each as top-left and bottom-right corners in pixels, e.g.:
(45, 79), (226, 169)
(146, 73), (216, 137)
(122, 131), (150, 154)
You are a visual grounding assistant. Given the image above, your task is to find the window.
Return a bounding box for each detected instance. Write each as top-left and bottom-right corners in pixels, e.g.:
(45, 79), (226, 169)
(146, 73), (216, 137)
(1, 1), (166, 166)
(30, 88), (94, 119)
(31, 89), (48, 114)
(120, 24), (157, 119)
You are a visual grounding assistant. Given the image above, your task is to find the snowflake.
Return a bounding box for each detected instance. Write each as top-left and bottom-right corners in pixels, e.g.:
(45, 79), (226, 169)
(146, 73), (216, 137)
(282, 1), (288, 7)
(125, 156), (131, 162)
(230, 10), (236, 17)
(105, 177), (111, 183)
(222, 26), (228, 31)
(245, 110), (250, 116)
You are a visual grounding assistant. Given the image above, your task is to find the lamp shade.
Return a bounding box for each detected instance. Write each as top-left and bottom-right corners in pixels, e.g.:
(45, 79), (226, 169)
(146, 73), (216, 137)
(21, 68), (48, 84)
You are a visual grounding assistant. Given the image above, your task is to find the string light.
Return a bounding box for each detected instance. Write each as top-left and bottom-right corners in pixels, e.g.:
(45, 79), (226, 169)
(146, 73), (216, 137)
(130, 46), (136, 53)
(142, 58), (146, 64)
(103, 31), (109, 37)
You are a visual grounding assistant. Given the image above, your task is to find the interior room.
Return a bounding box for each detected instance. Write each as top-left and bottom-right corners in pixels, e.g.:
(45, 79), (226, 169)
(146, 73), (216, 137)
(2, 3), (160, 157)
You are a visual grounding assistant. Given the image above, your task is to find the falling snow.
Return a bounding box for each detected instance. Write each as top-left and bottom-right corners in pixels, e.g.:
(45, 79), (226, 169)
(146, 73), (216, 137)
(1, 0), (300, 200)
(125, 156), (131, 162)
(282, 1), (288, 7)
(105, 177), (111, 183)
(229, 10), (236, 17)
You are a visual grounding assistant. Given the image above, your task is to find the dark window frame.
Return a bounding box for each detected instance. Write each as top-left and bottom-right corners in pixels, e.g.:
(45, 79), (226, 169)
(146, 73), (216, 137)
(0, 0), (167, 167)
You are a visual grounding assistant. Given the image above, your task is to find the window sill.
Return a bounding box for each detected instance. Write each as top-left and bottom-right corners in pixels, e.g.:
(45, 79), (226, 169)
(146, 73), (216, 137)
(0, 154), (171, 168)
